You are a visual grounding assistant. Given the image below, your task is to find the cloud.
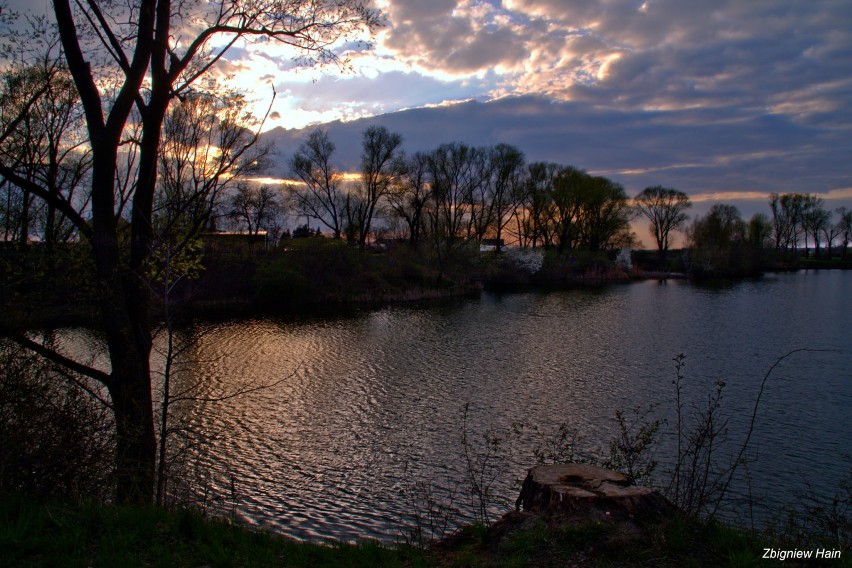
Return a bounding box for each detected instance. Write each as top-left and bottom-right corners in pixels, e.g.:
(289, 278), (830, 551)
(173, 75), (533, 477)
(262, 95), (852, 219)
(369, 0), (852, 139)
(379, 0), (529, 75)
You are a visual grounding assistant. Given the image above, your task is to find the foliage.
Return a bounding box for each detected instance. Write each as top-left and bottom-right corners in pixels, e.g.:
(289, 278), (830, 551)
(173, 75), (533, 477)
(684, 203), (776, 277)
(634, 185), (691, 261)
(665, 355), (730, 517)
(603, 404), (664, 486)
(0, 340), (113, 500)
(460, 403), (512, 526)
(0, 494), (431, 568)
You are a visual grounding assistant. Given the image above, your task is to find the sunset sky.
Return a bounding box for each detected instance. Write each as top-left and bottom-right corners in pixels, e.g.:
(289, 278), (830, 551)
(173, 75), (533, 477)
(10, 0), (852, 220)
(223, 0), (851, 217)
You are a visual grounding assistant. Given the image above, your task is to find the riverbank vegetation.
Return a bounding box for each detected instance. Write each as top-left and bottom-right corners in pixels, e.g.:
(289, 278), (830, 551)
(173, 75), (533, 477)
(0, 493), (805, 567)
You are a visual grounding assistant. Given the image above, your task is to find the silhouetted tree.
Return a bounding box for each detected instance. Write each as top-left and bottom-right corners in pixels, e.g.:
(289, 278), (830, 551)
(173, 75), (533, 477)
(687, 204), (747, 276)
(289, 128), (347, 240)
(634, 186), (691, 262)
(352, 125), (404, 247)
(520, 162), (558, 248)
(0, 59), (90, 249)
(229, 184), (280, 238)
(486, 143), (526, 252)
(801, 196), (830, 258)
(769, 192), (806, 253)
(835, 207), (852, 260)
(387, 151), (430, 247)
(427, 142), (486, 252)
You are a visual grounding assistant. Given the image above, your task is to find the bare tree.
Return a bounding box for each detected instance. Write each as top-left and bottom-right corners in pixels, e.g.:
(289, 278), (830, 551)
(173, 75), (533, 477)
(0, 58), (90, 248)
(2, 0), (379, 503)
(634, 186), (691, 262)
(801, 196), (830, 259)
(156, 89), (269, 240)
(387, 151), (431, 247)
(289, 127), (346, 240)
(427, 142), (487, 251)
(520, 162), (558, 248)
(836, 207), (852, 260)
(769, 193), (806, 254)
(351, 125), (403, 247)
(229, 183), (280, 239)
(486, 143), (525, 252)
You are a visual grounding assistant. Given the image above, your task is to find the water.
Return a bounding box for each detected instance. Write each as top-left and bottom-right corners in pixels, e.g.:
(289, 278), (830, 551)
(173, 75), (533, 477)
(76, 270), (852, 540)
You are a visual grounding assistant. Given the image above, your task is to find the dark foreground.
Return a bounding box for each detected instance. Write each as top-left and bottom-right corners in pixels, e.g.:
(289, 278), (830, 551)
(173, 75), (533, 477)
(4, 495), (843, 567)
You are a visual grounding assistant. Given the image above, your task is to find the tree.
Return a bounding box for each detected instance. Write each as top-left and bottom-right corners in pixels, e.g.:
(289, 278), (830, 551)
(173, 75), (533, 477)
(156, 89), (268, 241)
(520, 162), (558, 248)
(820, 216), (840, 260)
(427, 142), (486, 252)
(576, 175), (633, 252)
(835, 207), (852, 260)
(486, 143), (526, 252)
(387, 151), (430, 247)
(548, 167), (632, 253)
(229, 184), (280, 239)
(687, 204), (747, 276)
(549, 166), (586, 253)
(0, 60), (90, 249)
(2, 0), (379, 504)
(769, 192), (806, 254)
(634, 186), (691, 262)
(800, 196), (830, 259)
(289, 127), (346, 240)
(351, 125), (403, 247)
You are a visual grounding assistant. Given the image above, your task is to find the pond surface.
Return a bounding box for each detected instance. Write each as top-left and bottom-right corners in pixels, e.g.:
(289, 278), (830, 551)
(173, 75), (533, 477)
(113, 270), (852, 540)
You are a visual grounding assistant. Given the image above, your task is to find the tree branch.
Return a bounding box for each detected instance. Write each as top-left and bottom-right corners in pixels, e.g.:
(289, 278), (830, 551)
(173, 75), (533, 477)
(8, 334), (113, 387)
(0, 164), (92, 239)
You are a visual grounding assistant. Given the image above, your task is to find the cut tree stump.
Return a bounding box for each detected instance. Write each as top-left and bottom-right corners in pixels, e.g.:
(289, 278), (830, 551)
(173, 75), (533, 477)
(515, 464), (678, 525)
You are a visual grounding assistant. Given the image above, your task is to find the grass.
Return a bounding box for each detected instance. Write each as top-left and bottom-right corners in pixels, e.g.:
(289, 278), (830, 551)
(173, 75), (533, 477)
(0, 494), (430, 568)
(3, 495), (849, 567)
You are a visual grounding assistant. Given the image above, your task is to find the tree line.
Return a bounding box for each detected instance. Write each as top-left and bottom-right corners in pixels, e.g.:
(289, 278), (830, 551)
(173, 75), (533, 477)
(232, 128), (852, 271)
(269, 127), (635, 256)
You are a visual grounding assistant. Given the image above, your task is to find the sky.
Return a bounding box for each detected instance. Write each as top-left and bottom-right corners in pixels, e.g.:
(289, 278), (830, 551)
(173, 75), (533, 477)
(236, 0), (852, 226)
(7, 0), (852, 230)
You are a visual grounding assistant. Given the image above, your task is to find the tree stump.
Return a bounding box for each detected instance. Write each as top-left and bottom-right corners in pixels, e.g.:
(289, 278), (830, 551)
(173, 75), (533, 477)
(515, 464), (678, 525)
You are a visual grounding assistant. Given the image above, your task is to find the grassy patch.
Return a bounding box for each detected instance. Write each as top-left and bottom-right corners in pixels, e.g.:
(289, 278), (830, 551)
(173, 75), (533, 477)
(3, 495), (848, 567)
(0, 495), (430, 568)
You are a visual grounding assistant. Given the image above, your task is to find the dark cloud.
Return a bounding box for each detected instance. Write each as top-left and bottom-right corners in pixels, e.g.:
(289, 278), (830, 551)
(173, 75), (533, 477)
(263, 95), (852, 220)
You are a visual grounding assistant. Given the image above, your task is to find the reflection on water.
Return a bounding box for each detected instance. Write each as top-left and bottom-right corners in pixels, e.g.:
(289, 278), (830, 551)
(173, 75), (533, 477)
(76, 271), (852, 540)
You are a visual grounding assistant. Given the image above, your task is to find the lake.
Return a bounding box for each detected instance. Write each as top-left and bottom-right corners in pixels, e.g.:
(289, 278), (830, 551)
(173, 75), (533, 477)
(134, 270), (852, 540)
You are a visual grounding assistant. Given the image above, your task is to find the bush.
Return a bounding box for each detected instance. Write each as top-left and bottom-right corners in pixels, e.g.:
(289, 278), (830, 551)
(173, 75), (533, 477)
(0, 340), (114, 500)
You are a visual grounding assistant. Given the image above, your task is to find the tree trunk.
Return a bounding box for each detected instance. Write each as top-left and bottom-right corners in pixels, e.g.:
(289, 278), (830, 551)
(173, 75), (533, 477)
(89, 141), (157, 503)
(108, 357), (157, 504)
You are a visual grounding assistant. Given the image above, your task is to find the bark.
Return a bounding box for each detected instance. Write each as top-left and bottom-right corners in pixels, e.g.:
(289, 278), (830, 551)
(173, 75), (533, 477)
(108, 354), (157, 504)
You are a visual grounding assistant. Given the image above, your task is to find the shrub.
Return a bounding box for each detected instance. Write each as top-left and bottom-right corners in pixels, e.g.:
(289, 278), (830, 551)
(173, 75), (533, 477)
(0, 340), (114, 500)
